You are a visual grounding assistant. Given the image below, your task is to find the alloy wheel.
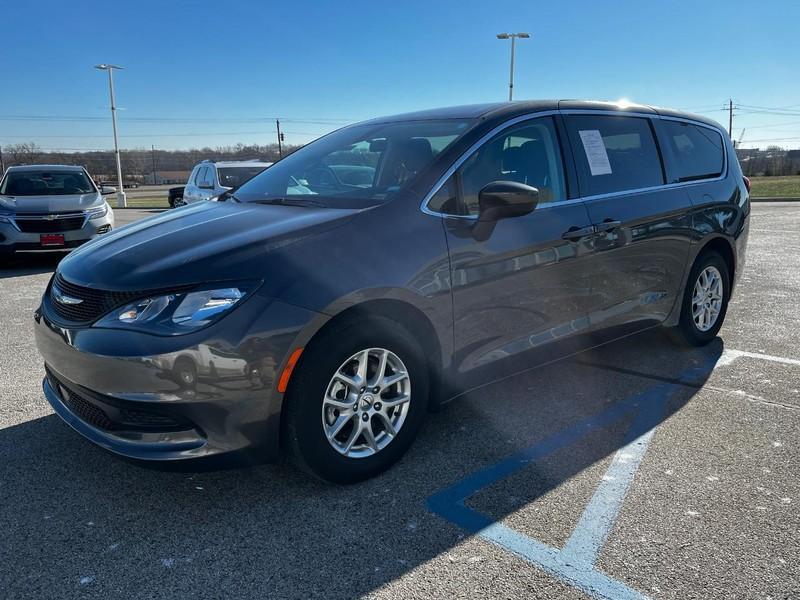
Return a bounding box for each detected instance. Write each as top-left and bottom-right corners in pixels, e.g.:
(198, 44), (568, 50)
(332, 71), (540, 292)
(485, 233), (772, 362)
(321, 347), (411, 458)
(692, 265), (724, 332)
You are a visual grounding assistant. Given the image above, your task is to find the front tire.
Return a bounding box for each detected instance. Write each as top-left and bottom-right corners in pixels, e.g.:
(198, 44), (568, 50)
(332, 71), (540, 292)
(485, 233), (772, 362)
(283, 316), (429, 484)
(670, 250), (731, 346)
(173, 356), (197, 388)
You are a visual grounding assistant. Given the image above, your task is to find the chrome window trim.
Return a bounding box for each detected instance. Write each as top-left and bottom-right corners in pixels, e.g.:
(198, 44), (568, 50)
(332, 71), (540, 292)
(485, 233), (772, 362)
(420, 109), (730, 219)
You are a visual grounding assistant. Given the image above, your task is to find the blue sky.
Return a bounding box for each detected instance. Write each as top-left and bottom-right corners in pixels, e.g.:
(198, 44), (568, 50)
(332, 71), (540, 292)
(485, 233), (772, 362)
(2, 0), (799, 151)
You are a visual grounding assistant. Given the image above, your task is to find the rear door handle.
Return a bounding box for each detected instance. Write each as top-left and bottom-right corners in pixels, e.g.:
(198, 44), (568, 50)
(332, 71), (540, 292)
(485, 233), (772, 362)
(595, 219), (622, 233)
(562, 225), (596, 240)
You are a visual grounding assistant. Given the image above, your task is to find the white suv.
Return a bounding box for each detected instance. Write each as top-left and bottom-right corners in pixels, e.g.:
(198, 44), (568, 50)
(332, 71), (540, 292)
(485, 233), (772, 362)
(180, 160), (272, 206)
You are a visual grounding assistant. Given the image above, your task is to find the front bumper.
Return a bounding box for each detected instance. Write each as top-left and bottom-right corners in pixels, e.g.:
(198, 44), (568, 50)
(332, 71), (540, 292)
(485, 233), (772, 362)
(34, 290), (324, 461)
(0, 211), (114, 252)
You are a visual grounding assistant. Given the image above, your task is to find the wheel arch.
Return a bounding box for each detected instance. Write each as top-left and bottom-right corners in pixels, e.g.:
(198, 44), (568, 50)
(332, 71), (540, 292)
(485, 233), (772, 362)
(279, 296), (447, 437)
(700, 237), (736, 288)
(664, 234), (736, 327)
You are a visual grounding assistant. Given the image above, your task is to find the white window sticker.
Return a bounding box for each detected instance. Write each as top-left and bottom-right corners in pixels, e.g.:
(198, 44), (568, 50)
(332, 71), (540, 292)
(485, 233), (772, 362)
(578, 130), (612, 176)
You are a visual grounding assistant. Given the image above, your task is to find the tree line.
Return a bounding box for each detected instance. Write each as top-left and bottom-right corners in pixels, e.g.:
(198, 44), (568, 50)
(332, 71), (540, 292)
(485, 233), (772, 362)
(0, 142), (301, 181)
(2, 141), (799, 181)
(737, 147), (800, 177)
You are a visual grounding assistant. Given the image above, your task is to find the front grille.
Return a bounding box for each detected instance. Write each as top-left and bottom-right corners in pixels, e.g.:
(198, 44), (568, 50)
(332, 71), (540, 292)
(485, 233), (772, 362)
(46, 367), (188, 432)
(49, 273), (141, 324)
(16, 215), (85, 233)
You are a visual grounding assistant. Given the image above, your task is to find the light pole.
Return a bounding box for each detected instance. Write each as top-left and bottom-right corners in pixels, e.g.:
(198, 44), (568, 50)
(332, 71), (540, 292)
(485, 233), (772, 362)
(94, 64), (127, 207)
(496, 32), (530, 101)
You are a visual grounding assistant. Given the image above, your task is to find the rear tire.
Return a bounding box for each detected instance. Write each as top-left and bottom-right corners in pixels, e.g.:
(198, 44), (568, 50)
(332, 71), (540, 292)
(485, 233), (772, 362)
(669, 250), (731, 346)
(283, 316), (429, 484)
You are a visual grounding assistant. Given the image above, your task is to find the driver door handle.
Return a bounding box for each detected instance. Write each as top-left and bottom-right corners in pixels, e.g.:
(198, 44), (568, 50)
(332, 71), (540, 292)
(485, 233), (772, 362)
(595, 219), (622, 233)
(562, 225), (596, 240)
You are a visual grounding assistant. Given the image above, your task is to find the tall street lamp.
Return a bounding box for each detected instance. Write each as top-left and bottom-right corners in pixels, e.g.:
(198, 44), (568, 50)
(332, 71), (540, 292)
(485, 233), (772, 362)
(94, 64), (126, 208)
(496, 33), (530, 101)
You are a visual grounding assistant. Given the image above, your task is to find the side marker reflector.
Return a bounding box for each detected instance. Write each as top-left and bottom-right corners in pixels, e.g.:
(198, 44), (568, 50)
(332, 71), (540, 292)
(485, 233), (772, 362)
(277, 347), (304, 393)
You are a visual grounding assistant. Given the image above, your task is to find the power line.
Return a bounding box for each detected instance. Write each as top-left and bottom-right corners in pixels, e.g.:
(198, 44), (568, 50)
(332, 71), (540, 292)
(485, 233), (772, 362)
(0, 114), (355, 124)
(739, 119), (800, 130)
(0, 129), (331, 139)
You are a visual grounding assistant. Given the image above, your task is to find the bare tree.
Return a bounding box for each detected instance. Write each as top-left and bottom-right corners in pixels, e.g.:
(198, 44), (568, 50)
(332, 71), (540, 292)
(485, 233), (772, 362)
(6, 142), (42, 165)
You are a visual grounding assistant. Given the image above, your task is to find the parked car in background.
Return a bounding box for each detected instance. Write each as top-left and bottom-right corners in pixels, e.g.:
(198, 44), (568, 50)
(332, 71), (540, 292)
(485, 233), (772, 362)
(0, 165), (115, 255)
(98, 180), (138, 189)
(34, 101), (749, 483)
(181, 160), (272, 205)
(168, 186), (185, 208)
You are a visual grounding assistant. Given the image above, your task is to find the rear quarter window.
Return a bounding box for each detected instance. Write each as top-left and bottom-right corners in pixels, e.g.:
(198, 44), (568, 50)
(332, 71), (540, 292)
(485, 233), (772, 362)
(565, 115), (664, 197)
(660, 120), (725, 182)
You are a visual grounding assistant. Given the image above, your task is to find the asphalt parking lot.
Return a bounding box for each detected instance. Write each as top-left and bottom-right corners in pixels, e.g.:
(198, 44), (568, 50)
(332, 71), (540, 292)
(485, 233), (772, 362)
(1, 203), (798, 600)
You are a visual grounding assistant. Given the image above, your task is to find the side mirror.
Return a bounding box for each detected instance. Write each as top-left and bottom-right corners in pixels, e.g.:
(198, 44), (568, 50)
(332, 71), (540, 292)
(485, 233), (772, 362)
(473, 181), (539, 241)
(100, 185), (116, 195)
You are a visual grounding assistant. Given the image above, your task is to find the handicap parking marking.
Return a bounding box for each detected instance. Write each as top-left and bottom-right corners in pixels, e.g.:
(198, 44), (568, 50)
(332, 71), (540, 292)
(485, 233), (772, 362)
(427, 355), (733, 600)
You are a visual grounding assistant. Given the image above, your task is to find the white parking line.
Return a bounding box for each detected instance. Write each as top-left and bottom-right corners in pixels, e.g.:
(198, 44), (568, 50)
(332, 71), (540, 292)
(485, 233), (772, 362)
(718, 349), (800, 368)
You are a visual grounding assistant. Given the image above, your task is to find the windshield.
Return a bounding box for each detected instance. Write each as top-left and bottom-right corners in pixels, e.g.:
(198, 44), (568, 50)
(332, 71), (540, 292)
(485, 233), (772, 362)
(234, 119), (474, 206)
(0, 170), (95, 196)
(217, 166), (269, 188)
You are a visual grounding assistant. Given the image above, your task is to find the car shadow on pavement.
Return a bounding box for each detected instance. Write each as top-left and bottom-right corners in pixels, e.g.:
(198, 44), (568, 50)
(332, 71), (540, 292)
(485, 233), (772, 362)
(0, 251), (64, 279)
(0, 329), (722, 599)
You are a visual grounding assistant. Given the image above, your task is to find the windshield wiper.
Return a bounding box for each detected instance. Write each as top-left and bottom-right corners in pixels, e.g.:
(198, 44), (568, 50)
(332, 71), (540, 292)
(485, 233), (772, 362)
(254, 197), (327, 208)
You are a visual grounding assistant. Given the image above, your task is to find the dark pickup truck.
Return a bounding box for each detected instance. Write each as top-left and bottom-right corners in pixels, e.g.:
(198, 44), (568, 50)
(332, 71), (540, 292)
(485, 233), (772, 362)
(168, 186), (185, 208)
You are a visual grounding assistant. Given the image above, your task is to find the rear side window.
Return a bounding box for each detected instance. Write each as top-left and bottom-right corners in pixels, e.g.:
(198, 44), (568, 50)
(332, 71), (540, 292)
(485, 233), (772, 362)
(565, 115), (664, 196)
(660, 120), (725, 182)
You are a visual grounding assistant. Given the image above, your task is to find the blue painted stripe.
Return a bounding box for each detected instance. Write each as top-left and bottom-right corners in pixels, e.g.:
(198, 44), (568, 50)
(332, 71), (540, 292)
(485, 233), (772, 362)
(427, 356), (720, 600)
(427, 394), (641, 531)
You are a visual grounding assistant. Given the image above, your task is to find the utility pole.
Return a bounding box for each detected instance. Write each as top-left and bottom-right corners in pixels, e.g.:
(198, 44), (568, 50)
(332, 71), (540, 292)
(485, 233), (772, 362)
(151, 145), (158, 185)
(496, 32), (530, 101)
(0, 145), (4, 175)
(728, 99), (734, 138)
(94, 64), (127, 207)
(276, 119), (284, 158)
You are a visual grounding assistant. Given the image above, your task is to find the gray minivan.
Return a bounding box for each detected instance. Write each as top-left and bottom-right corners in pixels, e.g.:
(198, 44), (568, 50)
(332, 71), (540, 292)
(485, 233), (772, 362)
(34, 100), (749, 482)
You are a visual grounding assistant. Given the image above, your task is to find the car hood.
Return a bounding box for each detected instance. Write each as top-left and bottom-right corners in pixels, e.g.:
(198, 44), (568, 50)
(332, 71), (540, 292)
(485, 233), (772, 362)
(0, 193), (103, 214)
(57, 201), (362, 290)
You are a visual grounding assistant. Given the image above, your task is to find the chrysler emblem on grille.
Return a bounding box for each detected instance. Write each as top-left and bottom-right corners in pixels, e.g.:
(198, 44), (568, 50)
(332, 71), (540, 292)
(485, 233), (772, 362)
(52, 284), (83, 305)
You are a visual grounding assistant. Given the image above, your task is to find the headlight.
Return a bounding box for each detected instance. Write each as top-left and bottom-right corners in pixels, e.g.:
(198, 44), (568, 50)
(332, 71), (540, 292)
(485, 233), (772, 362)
(0, 213), (12, 224)
(94, 283), (258, 335)
(86, 203), (108, 219)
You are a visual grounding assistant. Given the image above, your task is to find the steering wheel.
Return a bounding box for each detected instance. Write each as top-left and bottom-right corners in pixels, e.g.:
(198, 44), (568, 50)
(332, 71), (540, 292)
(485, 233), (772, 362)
(305, 165), (340, 190)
